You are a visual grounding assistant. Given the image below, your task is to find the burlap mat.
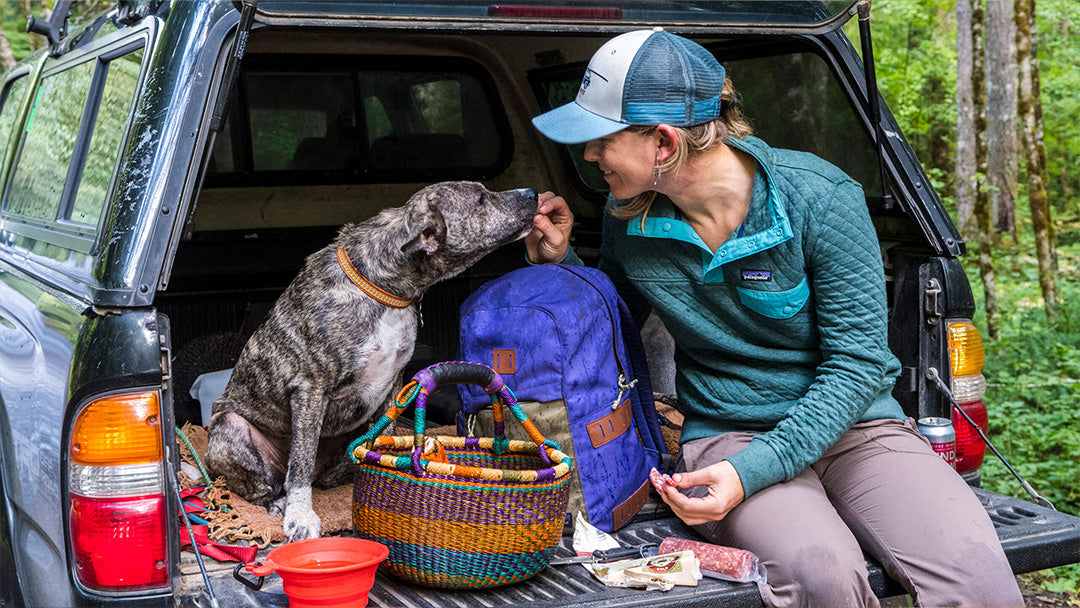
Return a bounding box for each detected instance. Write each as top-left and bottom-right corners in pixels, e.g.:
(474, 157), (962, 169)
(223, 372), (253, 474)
(654, 396), (684, 460)
(176, 421), (455, 548)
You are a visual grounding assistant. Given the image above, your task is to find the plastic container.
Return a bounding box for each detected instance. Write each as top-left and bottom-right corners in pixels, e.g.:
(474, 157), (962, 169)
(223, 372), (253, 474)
(233, 537), (388, 607)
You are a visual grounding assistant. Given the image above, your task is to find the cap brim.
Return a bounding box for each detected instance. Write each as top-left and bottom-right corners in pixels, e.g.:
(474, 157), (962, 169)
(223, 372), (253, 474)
(532, 101), (629, 145)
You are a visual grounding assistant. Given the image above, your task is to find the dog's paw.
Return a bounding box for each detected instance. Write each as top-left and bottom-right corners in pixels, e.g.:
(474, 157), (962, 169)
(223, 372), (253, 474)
(283, 507), (322, 542)
(268, 496), (287, 517)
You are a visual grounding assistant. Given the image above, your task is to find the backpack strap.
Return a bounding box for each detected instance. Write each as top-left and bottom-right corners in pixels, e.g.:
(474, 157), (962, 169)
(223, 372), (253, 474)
(616, 295), (666, 457)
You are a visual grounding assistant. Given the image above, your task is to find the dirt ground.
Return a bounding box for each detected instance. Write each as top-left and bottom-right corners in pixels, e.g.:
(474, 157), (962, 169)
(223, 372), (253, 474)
(1018, 573), (1080, 607)
(879, 574), (1078, 607)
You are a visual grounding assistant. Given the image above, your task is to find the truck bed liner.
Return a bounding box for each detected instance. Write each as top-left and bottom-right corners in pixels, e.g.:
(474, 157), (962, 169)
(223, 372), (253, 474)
(177, 488), (1079, 608)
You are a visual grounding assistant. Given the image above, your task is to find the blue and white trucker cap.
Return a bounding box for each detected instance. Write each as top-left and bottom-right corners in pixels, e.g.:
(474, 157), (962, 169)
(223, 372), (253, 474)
(532, 28), (725, 144)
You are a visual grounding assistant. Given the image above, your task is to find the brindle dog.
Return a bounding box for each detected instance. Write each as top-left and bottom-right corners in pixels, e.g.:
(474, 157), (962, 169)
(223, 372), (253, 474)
(205, 181), (537, 541)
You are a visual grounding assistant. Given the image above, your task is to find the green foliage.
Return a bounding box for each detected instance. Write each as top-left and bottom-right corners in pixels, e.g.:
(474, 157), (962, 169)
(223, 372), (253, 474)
(961, 218), (1080, 596)
(964, 218), (1080, 518)
(856, 1), (959, 196)
(849, 0), (1080, 216)
(1019, 564), (1080, 599)
(1037, 1), (1080, 215)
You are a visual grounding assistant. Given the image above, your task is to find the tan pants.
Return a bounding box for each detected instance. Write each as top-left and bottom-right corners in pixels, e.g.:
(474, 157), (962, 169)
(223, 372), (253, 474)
(677, 418), (1024, 608)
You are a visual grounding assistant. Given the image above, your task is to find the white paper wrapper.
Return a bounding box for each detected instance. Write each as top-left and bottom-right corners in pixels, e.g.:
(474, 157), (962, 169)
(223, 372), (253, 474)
(591, 551), (702, 591)
(571, 512), (621, 555)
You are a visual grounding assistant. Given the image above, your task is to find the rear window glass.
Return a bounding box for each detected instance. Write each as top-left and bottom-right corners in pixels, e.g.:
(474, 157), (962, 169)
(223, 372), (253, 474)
(246, 71), (355, 171)
(5, 60), (96, 220)
(70, 48), (144, 226)
(3, 46), (145, 227)
(205, 56), (511, 186)
(531, 45), (882, 200)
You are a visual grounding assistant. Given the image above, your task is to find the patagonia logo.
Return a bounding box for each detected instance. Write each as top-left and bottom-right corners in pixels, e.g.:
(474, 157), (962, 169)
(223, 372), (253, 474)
(580, 68), (608, 94)
(741, 269), (772, 282)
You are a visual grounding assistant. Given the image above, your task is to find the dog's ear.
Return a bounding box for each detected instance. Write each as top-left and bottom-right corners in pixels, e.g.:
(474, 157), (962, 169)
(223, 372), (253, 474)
(400, 206), (447, 256)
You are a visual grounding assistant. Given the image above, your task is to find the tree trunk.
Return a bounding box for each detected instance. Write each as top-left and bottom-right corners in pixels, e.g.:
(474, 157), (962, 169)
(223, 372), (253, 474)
(21, 0), (37, 53)
(1017, 0), (1058, 320)
(956, 0), (978, 243)
(1061, 153), (1072, 206)
(0, 20), (16, 72)
(974, 0), (1001, 341)
(986, 0), (1018, 240)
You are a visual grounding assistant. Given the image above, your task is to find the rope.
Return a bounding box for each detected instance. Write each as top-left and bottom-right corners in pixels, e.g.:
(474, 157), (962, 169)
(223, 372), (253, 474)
(175, 425), (212, 484)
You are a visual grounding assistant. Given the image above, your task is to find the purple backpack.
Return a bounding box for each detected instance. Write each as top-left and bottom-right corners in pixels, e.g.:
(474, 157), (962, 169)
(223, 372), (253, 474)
(457, 264), (665, 531)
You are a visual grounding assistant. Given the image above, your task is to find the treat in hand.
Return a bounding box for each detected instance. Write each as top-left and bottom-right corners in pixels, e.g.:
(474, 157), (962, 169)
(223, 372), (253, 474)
(649, 467), (675, 491)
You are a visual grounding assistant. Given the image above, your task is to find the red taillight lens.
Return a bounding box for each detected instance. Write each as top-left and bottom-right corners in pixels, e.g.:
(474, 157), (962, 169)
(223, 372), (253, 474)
(952, 400), (988, 473)
(68, 391), (168, 592)
(487, 5), (622, 19)
(70, 495), (167, 589)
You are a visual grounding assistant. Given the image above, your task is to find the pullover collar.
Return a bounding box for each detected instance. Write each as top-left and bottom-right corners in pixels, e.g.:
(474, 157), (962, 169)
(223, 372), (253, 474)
(627, 136), (794, 282)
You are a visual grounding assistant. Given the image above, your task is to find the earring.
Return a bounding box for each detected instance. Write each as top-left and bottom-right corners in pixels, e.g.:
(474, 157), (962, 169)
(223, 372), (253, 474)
(653, 164), (661, 186)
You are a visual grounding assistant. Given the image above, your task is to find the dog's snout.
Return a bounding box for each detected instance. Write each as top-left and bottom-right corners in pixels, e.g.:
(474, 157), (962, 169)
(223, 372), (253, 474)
(514, 188), (538, 209)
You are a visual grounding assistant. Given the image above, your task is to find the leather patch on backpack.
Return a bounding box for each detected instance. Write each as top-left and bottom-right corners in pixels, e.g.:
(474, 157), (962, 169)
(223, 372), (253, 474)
(492, 349), (516, 374)
(587, 399), (631, 448)
(612, 479), (650, 530)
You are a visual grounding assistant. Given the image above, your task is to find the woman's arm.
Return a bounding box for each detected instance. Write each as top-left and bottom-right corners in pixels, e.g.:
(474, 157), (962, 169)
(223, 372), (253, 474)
(724, 178), (897, 497)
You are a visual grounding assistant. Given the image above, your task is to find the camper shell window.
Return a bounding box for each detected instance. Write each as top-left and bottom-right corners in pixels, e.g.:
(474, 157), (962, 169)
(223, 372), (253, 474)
(204, 55), (512, 187)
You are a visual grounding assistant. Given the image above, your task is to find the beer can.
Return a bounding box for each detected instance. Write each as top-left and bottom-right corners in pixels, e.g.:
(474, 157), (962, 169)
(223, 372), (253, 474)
(917, 417), (956, 469)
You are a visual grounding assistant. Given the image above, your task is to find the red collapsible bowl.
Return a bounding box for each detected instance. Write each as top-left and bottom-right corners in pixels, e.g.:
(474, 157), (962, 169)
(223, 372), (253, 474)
(247, 537), (388, 607)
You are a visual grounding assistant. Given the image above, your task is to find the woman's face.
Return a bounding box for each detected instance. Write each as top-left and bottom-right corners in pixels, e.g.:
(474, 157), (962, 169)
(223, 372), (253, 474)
(582, 129), (657, 199)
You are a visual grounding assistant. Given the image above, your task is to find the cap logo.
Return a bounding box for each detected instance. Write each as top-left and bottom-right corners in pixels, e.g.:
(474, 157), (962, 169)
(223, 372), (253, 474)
(581, 68), (607, 94)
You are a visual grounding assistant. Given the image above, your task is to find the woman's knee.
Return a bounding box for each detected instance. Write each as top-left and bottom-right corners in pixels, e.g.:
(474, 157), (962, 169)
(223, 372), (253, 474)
(759, 544), (878, 608)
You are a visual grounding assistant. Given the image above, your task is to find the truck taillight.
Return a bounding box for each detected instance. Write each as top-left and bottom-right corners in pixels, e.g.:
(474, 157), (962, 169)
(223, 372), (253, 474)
(947, 321), (989, 473)
(68, 391), (168, 591)
(953, 400), (988, 471)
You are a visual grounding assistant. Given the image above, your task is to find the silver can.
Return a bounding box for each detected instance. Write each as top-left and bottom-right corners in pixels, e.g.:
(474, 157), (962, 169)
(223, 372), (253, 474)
(917, 417), (956, 469)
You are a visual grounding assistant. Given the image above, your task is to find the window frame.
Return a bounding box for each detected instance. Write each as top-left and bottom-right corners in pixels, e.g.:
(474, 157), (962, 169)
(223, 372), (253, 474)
(0, 64), (36, 199)
(60, 42), (147, 230)
(0, 29), (151, 255)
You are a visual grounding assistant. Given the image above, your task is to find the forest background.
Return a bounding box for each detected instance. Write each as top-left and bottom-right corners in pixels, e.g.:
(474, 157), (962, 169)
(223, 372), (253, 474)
(839, 1), (1080, 598)
(1, 0), (1078, 600)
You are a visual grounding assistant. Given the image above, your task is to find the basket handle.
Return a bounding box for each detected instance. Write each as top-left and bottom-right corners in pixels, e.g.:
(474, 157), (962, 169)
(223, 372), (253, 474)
(353, 362), (560, 475)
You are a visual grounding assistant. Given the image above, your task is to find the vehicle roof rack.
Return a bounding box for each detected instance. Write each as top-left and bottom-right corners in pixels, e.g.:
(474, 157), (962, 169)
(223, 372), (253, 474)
(25, 0), (73, 57)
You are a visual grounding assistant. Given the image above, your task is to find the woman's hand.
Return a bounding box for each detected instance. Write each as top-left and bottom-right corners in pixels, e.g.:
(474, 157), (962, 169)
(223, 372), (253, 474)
(525, 191), (574, 264)
(655, 460), (745, 526)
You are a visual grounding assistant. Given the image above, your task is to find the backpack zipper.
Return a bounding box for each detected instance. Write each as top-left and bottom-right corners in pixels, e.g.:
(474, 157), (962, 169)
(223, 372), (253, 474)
(559, 266), (638, 409)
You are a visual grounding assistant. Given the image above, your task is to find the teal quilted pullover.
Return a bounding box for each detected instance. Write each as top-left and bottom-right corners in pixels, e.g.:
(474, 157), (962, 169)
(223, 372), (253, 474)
(566, 136), (905, 497)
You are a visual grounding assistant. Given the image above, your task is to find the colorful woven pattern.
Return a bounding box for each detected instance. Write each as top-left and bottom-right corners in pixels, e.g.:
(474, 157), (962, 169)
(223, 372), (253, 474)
(349, 362), (572, 589)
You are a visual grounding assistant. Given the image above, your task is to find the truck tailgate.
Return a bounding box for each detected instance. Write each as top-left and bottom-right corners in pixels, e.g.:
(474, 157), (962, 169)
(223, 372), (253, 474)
(177, 489), (1079, 608)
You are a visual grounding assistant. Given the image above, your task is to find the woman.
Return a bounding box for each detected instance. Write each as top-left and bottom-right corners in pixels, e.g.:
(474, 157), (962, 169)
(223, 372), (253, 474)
(527, 28), (1021, 608)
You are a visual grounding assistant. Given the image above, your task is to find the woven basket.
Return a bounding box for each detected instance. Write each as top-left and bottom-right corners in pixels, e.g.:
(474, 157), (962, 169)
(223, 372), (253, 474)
(349, 362), (573, 589)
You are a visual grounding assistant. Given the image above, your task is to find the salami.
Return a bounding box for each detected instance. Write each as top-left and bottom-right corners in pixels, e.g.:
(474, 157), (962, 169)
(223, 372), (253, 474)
(648, 467), (674, 492)
(658, 537), (763, 583)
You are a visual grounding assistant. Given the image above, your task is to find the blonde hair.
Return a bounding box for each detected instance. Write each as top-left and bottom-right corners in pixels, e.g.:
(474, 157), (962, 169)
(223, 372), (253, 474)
(610, 78), (754, 222)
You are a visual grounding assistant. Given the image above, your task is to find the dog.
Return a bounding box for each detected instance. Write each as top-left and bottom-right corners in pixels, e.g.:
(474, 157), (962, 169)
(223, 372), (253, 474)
(204, 181), (538, 541)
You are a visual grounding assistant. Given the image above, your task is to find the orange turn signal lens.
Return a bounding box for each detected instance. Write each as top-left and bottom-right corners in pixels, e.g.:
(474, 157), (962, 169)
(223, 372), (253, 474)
(70, 392), (162, 466)
(947, 321), (985, 376)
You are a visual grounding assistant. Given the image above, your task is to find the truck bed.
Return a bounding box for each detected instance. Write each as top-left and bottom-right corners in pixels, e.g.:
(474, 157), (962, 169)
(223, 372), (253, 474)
(176, 488), (1080, 608)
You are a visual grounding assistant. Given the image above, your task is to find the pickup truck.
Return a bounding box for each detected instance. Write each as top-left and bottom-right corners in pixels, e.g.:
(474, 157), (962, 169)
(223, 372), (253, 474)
(1, 2), (1077, 607)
